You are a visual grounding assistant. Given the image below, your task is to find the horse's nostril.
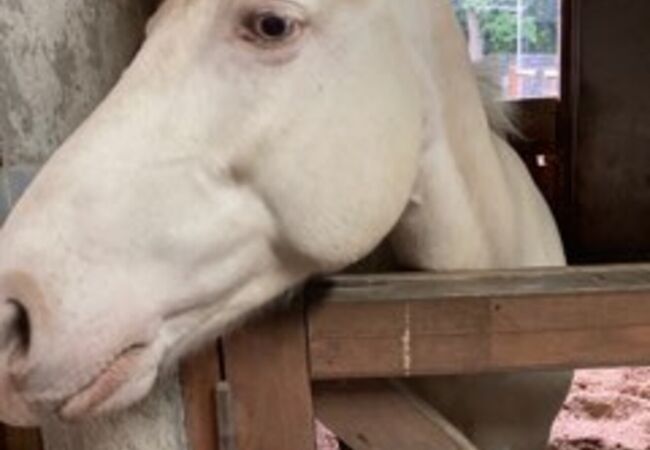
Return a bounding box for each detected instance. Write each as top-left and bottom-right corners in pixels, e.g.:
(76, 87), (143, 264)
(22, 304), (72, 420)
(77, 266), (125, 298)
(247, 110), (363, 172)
(0, 272), (42, 358)
(4, 299), (31, 354)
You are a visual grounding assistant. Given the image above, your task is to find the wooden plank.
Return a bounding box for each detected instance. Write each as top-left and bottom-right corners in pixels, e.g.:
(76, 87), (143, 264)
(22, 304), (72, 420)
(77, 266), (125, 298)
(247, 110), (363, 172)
(181, 343), (220, 450)
(308, 264), (650, 379)
(315, 263), (650, 298)
(223, 301), (315, 450)
(314, 380), (474, 450)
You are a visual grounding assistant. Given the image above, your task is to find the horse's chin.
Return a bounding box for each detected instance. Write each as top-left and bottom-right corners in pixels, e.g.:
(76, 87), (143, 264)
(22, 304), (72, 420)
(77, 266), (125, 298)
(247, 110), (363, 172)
(59, 343), (160, 421)
(0, 381), (39, 427)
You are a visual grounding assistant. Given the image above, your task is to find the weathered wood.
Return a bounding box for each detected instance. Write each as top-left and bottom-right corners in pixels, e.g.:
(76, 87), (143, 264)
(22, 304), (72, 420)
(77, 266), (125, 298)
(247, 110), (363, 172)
(308, 264), (650, 379)
(314, 380), (473, 450)
(222, 301), (316, 450)
(181, 344), (220, 450)
(315, 263), (650, 298)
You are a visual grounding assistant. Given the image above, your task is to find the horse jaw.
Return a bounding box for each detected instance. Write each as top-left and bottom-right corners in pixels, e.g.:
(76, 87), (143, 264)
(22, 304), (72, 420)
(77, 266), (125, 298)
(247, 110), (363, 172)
(0, 0), (424, 425)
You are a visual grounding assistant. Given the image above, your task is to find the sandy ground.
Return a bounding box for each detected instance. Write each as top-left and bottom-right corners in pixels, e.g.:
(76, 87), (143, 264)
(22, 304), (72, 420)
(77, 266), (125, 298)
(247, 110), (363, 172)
(317, 368), (650, 450)
(316, 421), (340, 450)
(550, 368), (650, 450)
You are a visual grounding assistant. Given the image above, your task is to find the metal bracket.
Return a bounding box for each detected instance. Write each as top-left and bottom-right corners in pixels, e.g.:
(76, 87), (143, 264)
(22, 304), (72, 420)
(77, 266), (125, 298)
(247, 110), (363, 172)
(216, 381), (238, 450)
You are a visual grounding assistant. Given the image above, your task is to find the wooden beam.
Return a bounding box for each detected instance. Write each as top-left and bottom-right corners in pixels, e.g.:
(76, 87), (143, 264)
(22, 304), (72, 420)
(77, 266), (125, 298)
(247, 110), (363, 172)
(314, 380), (473, 450)
(308, 264), (650, 379)
(222, 301), (316, 450)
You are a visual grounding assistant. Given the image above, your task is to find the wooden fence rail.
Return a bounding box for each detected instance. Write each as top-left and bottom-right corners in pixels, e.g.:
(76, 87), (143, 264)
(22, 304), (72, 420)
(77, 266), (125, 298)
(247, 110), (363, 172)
(308, 263), (650, 379)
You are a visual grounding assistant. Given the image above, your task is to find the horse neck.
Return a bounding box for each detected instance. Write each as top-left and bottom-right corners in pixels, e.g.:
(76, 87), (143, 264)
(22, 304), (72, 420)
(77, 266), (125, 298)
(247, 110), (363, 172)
(388, 1), (526, 271)
(417, 0), (511, 188)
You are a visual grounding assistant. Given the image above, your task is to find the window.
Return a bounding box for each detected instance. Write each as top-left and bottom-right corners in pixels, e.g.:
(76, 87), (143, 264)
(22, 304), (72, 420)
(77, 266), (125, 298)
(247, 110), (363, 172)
(453, 0), (561, 99)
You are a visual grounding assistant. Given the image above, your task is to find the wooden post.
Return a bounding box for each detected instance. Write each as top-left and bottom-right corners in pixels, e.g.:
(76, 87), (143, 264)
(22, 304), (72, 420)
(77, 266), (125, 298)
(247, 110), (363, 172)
(181, 344), (221, 450)
(222, 300), (316, 450)
(315, 380), (470, 450)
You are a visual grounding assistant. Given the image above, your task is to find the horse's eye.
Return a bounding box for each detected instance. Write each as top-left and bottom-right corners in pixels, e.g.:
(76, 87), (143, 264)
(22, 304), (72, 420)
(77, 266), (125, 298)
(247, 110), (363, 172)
(246, 12), (300, 44)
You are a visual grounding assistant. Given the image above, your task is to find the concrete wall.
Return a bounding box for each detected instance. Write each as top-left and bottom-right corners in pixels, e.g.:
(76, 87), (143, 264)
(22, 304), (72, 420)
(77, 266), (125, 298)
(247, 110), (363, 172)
(0, 0), (156, 216)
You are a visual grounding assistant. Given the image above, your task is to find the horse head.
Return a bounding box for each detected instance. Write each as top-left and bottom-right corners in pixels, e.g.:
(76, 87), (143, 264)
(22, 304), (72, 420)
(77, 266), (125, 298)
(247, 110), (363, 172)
(0, 0), (452, 425)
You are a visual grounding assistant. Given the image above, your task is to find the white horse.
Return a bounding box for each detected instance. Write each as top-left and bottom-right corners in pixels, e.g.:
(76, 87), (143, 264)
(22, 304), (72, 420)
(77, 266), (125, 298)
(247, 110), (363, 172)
(0, 0), (570, 448)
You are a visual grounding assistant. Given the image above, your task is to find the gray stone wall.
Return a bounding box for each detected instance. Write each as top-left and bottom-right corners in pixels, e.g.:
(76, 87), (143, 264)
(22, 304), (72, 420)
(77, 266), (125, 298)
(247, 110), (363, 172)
(0, 0), (156, 218)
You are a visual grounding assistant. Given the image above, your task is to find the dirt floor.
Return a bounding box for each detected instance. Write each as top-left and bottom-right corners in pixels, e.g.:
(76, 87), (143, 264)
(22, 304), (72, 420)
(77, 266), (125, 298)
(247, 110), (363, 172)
(316, 421), (339, 450)
(550, 368), (650, 450)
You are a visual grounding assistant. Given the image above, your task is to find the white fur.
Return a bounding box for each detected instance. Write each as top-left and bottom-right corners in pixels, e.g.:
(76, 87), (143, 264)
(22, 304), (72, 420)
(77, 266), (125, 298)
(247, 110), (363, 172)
(42, 374), (187, 450)
(474, 61), (520, 138)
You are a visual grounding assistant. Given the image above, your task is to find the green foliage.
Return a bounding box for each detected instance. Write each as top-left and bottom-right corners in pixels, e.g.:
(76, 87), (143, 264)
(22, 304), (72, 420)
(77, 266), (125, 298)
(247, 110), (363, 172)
(453, 0), (558, 54)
